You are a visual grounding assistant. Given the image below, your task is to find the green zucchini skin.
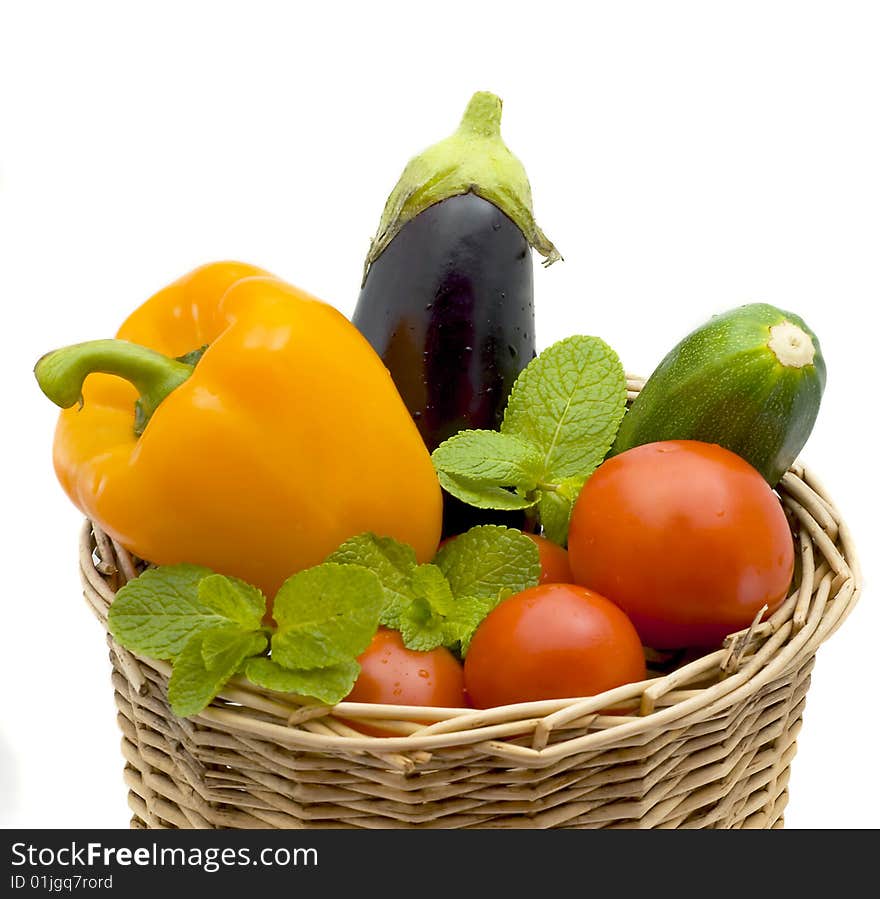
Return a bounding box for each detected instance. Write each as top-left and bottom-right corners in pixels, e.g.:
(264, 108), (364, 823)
(611, 303), (826, 485)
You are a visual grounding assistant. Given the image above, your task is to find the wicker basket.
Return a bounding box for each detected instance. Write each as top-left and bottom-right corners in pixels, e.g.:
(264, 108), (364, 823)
(78, 377), (862, 830)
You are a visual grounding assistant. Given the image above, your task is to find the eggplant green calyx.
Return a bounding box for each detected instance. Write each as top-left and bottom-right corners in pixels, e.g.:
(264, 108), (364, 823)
(34, 338), (195, 437)
(362, 91), (561, 285)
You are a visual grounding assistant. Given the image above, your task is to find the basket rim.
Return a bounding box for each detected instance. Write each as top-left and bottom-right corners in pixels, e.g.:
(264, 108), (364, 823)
(80, 462), (861, 761)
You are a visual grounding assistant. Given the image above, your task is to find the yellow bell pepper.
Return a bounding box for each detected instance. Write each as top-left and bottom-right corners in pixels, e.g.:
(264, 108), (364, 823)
(35, 262), (443, 596)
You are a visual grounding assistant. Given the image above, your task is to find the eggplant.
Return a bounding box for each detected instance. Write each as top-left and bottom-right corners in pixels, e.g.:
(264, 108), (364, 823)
(353, 92), (559, 536)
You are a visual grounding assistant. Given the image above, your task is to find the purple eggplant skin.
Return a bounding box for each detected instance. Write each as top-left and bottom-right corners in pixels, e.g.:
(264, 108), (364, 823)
(353, 191), (536, 536)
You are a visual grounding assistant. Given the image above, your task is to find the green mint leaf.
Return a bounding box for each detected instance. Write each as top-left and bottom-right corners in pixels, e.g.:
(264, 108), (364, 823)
(197, 574), (266, 631)
(271, 563), (383, 670)
(454, 596), (497, 656)
(432, 430), (544, 491)
(398, 564), (459, 651)
(399, 609), (460, 652)
(326, 533), (418, 629)
(411, 564), (456, 614)
(108, 564), (221, 660)
(538, 477), (587, 546)
(200, 626), (268, 669)
(432, 430), (544, 511)
(244, 657), (360, 705)
(502, 335), (627, 481)
(168, 630), (267, 717)
(399, 593), (497, 655)
(437, 470), (538, 511)
(435, 525), (541, 602)
(537, 493), (572, 547)
(417, 527), (541, 654)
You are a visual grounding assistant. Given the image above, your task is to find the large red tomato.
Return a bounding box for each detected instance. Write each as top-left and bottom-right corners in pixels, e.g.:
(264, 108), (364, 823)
(567, 440), (795, 649)
(344, 629), (467, 734)
(463, 584), (646, 709)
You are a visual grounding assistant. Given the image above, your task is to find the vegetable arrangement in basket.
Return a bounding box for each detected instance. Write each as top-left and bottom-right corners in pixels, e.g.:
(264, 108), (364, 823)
(35, 91), (830, 725)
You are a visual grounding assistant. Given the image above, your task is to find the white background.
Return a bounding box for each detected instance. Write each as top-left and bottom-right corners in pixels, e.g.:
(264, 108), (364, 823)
(1, 1), (877, 829)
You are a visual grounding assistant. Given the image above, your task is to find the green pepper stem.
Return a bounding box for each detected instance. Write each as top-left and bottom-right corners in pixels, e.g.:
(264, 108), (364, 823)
(34, 339), (194, 435)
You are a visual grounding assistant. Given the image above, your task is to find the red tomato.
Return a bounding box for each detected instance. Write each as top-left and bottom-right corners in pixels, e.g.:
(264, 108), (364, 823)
(524, 533), (574, 584)
(567, 440), (795, 650)
(344, 629), (467, 734)
(463, 584), (646, 709)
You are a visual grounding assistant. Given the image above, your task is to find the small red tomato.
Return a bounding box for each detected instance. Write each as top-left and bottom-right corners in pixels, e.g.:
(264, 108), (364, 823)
(344, 629), (467, 734)
(463, 584), (646, 709)
(567, 440), (795, 649)
(524, 532), (574, 584)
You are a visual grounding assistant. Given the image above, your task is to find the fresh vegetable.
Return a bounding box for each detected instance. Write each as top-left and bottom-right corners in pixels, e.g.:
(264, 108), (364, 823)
(524, 534), (573, 584)
(344, 628), (467, 735)
(463, 584), (647, 709)
(611, 303), (826, 485)
(108, 562), (385, 716)
(431, 335), (627, 544)
(34, 263), (442, 596)
(328, 526), (540, 654)
(352, 92), (560, 536)
(568, 440), (796, 649)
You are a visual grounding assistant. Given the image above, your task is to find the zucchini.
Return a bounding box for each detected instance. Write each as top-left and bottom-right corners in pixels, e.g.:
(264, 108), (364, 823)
(611, 303), (826, 485)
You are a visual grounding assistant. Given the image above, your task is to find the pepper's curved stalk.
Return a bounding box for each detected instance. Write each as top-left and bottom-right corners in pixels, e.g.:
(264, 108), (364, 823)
(362, 91), (561, 285)
(34, 339), (195, 436)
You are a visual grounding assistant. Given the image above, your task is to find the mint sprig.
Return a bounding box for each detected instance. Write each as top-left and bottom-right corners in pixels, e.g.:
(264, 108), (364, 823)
(108, 561), (384, 717)
(398, 564), (465, 652)
(270, 564), (384, 670)
(244, 658), (361, 705)
(435, 524), (540, 602)
(108, 526), (540, 717)
(107, 564), (218, 660)
(168, 631), (268, 718)
(432, 336), (627, 544)
(327, 533), (417, 628)
(332, 526), (540, 654)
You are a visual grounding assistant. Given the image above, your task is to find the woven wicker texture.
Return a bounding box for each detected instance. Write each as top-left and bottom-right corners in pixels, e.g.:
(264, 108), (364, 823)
(78, 379), (861, 829)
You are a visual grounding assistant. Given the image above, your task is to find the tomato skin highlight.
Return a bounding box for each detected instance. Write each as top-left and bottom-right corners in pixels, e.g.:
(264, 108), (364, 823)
(463, 584), (646, 709)
(568, 440), (795, 650)
(524, 533), (574, 584)
(343, 629), (467, 735)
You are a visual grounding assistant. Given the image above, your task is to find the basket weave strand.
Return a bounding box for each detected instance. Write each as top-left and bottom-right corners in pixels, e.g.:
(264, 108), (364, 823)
(79, 379), (861, 829)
